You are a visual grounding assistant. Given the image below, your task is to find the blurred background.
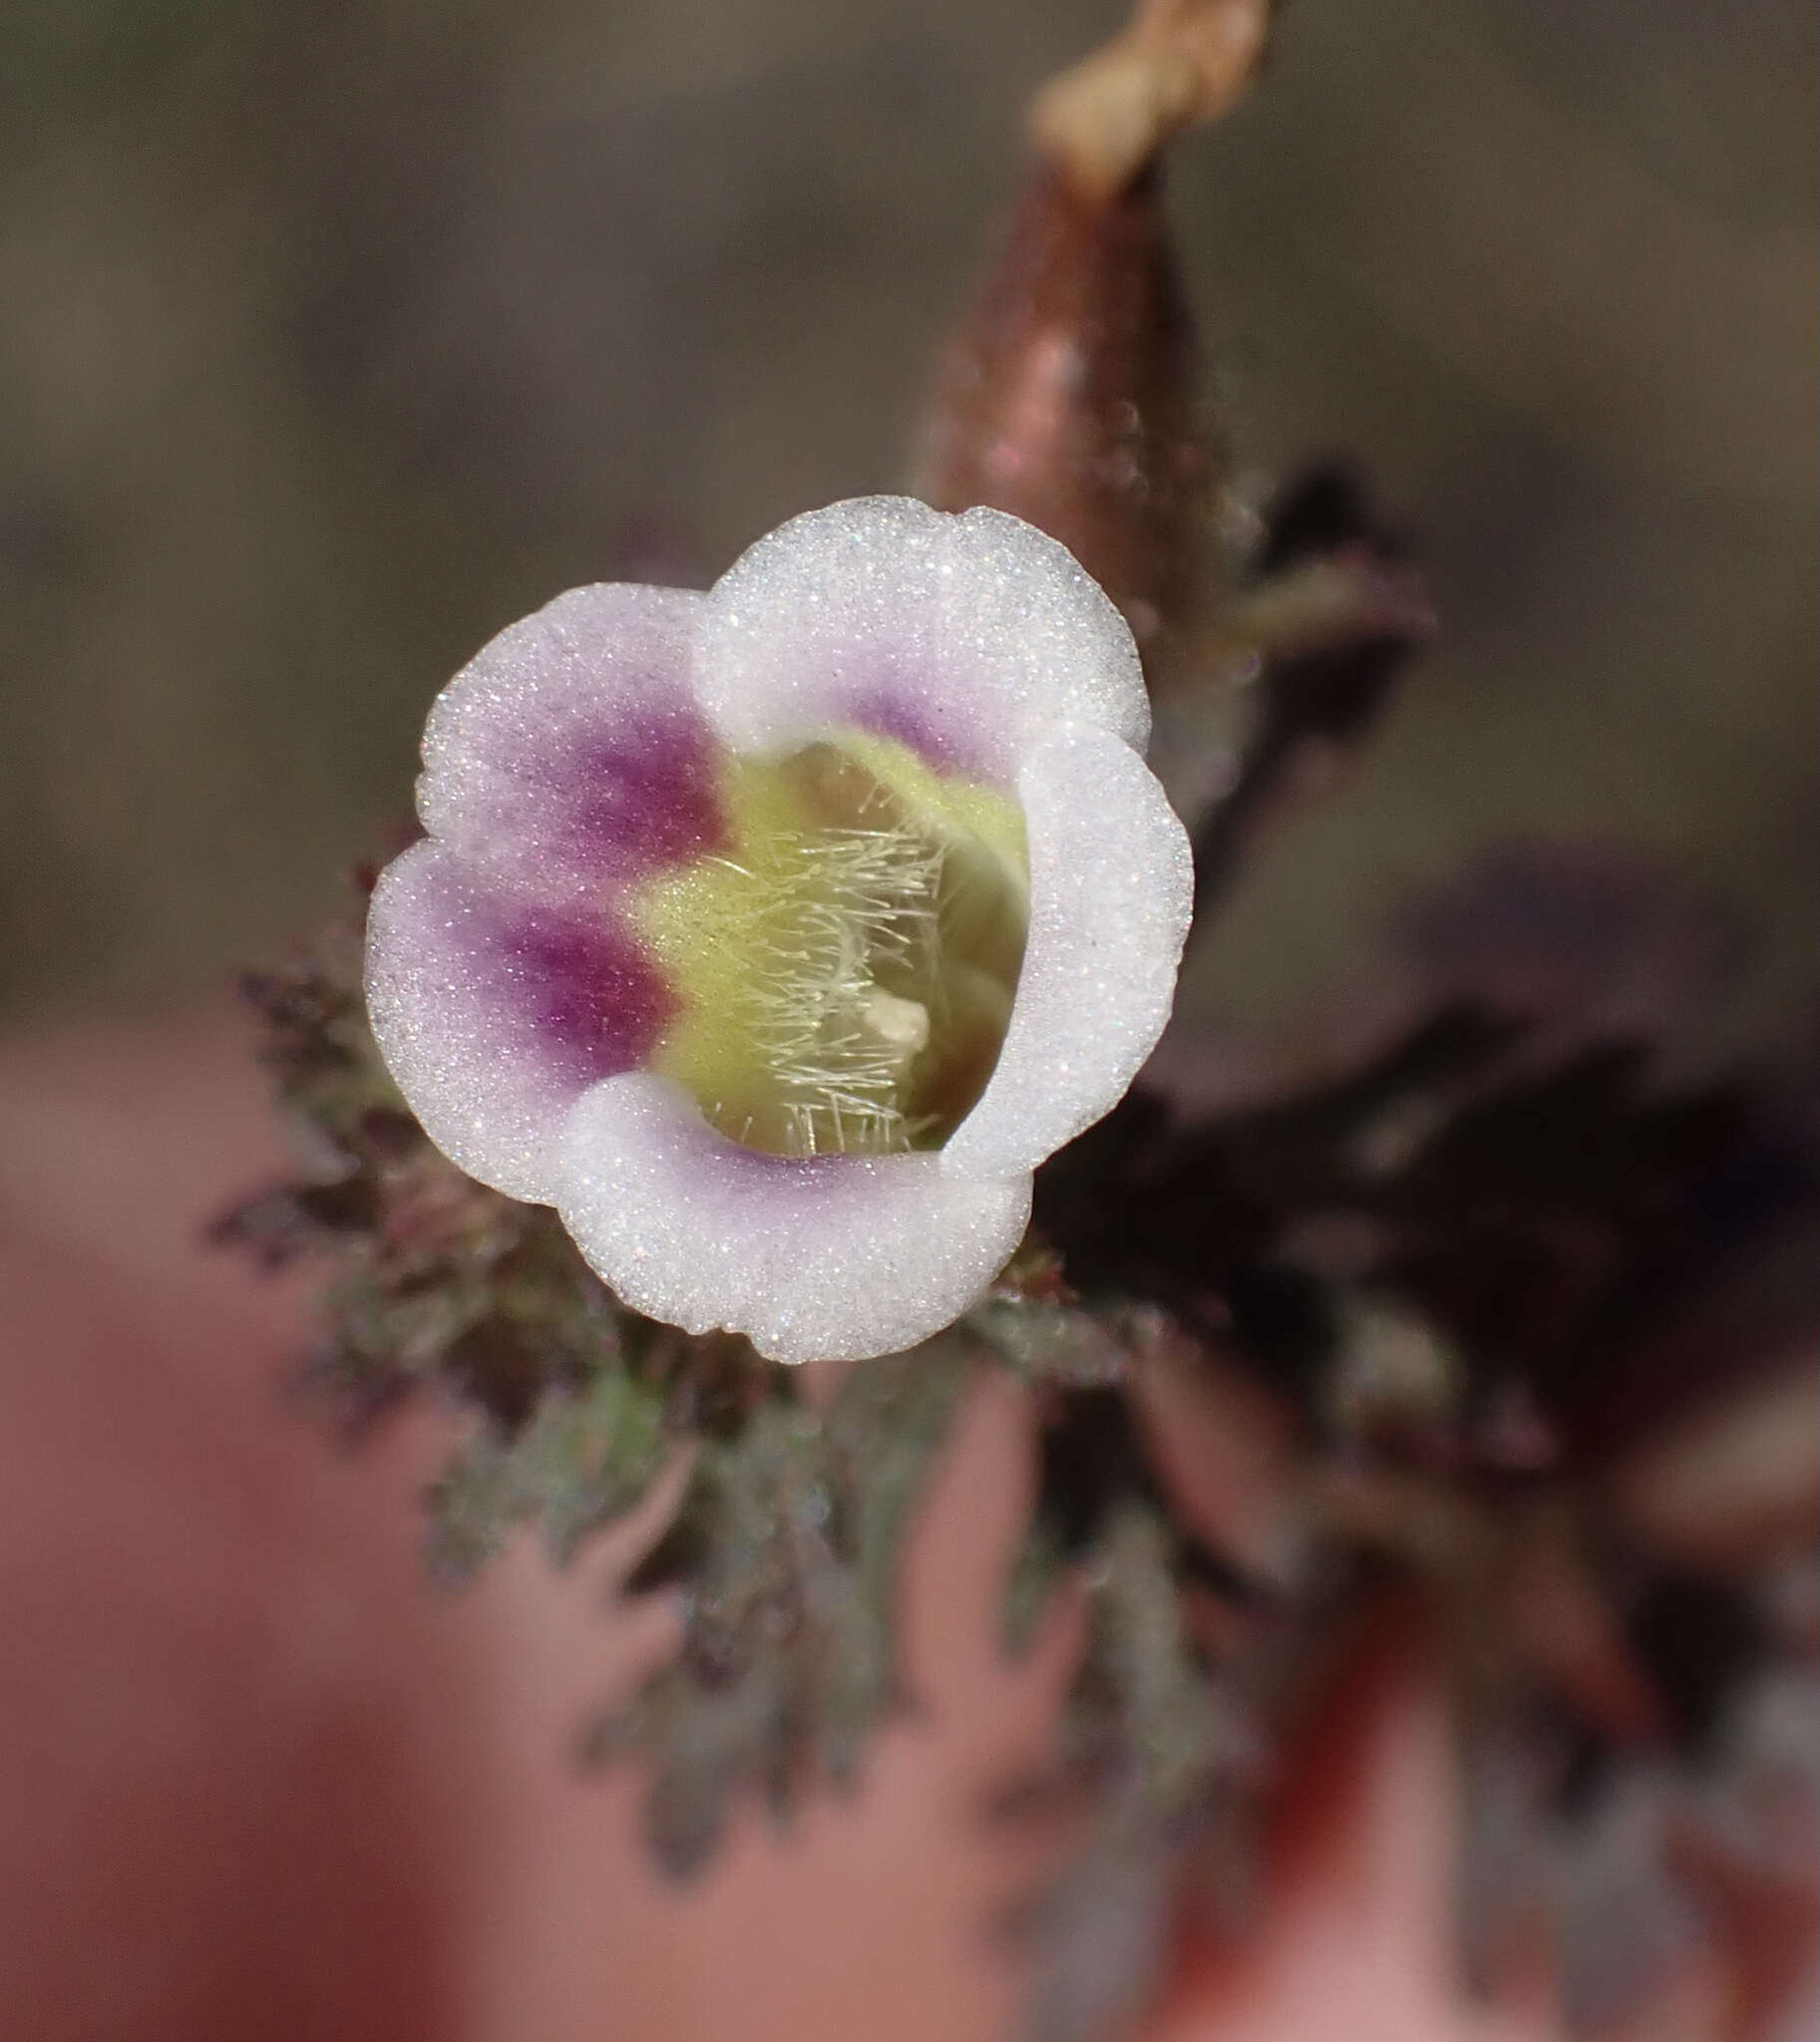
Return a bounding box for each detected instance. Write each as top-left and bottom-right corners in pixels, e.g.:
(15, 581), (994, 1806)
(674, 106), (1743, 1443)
(3, 0), (1817, 1049)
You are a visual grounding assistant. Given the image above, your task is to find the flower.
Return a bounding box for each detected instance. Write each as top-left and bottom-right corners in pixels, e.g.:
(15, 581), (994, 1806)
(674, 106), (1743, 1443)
(365, 496), (1192, 1363)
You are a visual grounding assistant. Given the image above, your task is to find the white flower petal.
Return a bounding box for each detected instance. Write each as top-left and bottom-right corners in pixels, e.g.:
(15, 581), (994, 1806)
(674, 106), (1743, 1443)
(554, 1074), (1033, 1364)
(366, 842), (677, 1204)
(417, 582), (720, 900)
(941, 723), (1193, 1182)
(693, 497), (1149, 782)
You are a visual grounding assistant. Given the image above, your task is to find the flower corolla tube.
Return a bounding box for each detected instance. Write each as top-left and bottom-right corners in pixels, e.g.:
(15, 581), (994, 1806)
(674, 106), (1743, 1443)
(366, 497), (1192, 1363)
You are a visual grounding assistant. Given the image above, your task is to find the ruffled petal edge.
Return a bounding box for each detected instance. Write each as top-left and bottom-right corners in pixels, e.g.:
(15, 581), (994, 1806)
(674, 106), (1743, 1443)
(940, 723), (1192, 1182)
(366, 842), (676, 1203)
(554, 1072), (1032, 1363)
(691, 497), (1149, 784)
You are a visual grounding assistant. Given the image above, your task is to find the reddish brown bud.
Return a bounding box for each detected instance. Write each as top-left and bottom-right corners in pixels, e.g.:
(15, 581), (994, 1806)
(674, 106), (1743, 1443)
(913, 4), (1276, 699)
(913, 159), (1221, 698)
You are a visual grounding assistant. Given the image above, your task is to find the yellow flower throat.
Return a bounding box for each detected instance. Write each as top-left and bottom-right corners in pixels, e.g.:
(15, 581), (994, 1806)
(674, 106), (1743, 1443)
(632, 731), (1028, 1159)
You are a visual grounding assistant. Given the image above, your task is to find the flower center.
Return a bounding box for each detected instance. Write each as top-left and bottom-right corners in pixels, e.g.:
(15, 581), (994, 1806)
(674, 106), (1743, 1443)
(632, 732), (1028, 1159)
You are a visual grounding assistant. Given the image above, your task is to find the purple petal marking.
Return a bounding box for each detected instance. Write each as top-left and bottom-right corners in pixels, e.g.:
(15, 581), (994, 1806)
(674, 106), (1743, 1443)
(418, 583), (726, 897)
(493, 898), (677, 1089)
(557, 702), (725, 873)
(838, 674), (997, 780)
(365, 841), (677, 1203)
